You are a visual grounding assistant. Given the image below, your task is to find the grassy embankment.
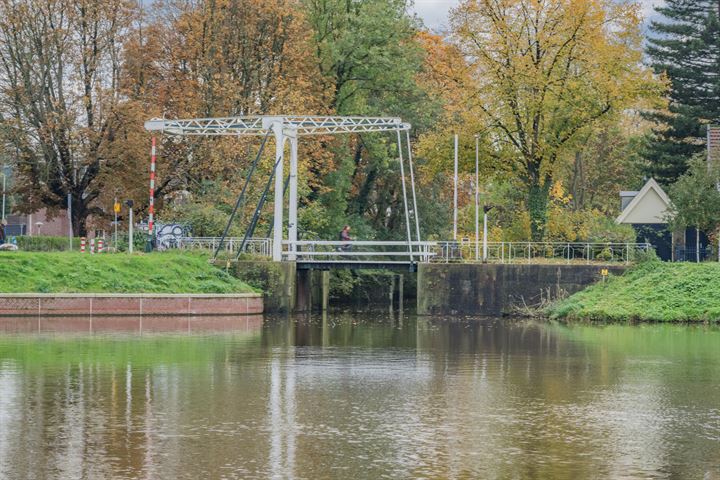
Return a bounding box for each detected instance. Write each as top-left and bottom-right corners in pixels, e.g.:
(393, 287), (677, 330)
(0, 251), (254, 294)
(549, 261), (720, 322)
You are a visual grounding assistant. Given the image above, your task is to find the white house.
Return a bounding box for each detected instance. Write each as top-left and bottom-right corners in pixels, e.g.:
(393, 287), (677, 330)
(616, 178), (708, 261)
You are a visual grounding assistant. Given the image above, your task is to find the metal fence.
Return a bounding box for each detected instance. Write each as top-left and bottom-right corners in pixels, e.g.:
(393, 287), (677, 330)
(283, 240), (435, 263)
(674, 246), (715, 262)
(282, 240), (651, 264)
(168, 237), (651, 265)
(177, 237), (273, 257)
(429, 241), (653, 264)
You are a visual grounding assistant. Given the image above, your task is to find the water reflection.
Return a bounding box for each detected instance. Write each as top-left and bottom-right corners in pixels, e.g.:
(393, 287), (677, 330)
(0, 314), (719, 479)
(0, 315), (263, 334)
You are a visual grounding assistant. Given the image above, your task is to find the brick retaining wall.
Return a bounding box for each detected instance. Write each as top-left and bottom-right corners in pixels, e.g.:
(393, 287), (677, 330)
(0, 293), (263, 316)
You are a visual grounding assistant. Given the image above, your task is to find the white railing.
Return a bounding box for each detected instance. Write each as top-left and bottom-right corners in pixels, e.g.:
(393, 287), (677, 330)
(178, 237), (273, 257)
(282, 240), (436, 263)
(429, 241), (652, 264)
(282, 240), (652, 264)
(169, 237), (651, 264)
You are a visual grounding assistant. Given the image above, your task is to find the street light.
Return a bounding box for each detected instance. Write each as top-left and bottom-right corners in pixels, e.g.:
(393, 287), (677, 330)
(1, 169), (6, 223)
(453, 134), (458, 241)
(483, 205), (494, 263)
(125, 200), (134, 254)
(475, 134), (480, 261)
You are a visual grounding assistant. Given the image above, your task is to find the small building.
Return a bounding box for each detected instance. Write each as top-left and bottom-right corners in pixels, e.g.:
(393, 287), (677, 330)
(616, 178), (709, 261)
(6, 208), (72, 237)
(616, 179), (674, 260)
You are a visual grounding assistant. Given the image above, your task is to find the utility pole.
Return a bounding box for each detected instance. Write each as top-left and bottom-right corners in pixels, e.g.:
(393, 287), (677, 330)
(475, 135), (479, 261)
(67, 193), (72, 251)
(483, 205), (494, 263)
(453, 134), (458, 241)
(126, 200), (134, 254)
(1, 170), (6, 224)
(113, 197), (120, 251)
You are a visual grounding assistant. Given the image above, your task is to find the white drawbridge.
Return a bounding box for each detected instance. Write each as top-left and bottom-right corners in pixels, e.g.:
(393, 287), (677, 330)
(145, 116), (422, 264)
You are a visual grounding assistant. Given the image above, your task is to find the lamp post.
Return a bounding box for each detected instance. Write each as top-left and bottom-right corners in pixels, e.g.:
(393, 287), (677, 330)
(475, 135), (479, 261)
(1, 169), (6, 223)
(453, 134), (458, 241)
(126, 200), (134, 254)
(483, 205), (494, 263)
(113, 198), (120, 251)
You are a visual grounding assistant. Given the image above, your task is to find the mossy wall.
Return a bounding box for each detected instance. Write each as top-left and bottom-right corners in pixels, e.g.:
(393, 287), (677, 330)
(232, 261), (296, 312)
(417, 263), (626, 316)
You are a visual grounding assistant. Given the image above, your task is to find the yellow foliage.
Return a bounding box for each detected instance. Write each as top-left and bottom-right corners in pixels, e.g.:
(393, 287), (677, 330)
(503, 210), (532, 241)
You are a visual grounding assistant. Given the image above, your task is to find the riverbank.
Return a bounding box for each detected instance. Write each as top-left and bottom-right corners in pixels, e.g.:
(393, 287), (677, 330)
(548, 261), (720, 322)
(0, 252), (254, 294)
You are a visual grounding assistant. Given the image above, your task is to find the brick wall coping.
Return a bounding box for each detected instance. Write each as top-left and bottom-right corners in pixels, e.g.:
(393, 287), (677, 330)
(0, 293), (263, 316)
(0, 293), (260, 299)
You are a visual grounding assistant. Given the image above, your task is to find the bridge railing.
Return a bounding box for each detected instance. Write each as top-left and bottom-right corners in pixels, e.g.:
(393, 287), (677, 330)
(429, 241), (653, 264)
(170, 237), (651, 265)
(177, 237), (273, 257)
(282, 240), (436, 263)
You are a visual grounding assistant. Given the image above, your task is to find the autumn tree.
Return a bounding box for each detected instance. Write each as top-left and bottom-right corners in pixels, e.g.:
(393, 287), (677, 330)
(560, 116), (650, 214)
(123, 0), (330, 236)
(448, 0), (665, 239)
(0, 0), (141, 235)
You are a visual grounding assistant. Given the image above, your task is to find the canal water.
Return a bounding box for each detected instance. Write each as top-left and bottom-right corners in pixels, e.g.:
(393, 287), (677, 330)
(0, 314), (719, 479)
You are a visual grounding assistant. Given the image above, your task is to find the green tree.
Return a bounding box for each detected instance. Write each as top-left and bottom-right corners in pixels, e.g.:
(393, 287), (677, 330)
(645, 0), (720, 184)
(304, 0), (434, 239)
(666, 156), (720, 260)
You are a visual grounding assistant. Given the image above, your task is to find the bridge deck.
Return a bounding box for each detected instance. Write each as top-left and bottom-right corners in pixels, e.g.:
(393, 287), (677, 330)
(295, 260), (417, 271)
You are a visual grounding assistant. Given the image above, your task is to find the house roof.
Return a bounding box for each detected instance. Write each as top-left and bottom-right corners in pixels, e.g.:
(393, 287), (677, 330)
(616, 178), (672, 225)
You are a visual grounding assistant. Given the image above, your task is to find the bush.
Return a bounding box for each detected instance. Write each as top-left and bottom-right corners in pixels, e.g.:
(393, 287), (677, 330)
(114, 231), (150, 252)
(596, 247), (613, 261)
(585, 215), (637, 243)
(13, 236), (82, 252)
(630, 247), (659, 264)
(166, 201), (234, 237)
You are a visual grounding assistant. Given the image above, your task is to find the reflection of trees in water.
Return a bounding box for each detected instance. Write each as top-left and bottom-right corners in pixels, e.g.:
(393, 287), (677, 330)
(0, 317), (718, 478)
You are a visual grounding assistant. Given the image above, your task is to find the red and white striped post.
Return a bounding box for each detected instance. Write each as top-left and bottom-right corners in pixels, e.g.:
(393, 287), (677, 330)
(98, 238), (104, 253)
(147, 137), (156, 252)
(90, 238), (95, 254)
(80, 237), (86, 253)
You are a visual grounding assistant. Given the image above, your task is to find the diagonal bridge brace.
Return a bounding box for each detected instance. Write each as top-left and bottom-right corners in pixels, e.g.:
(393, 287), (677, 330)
(145, 115), (419, 262)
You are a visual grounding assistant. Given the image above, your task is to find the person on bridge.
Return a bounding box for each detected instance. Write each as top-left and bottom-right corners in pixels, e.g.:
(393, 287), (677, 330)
(338, 225), (352, 252)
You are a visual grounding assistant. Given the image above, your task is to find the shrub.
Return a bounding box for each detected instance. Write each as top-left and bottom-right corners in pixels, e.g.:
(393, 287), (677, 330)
(596, 247), (613, 261)
(585, 214), (637, 243)
(13, 236), (82, 252)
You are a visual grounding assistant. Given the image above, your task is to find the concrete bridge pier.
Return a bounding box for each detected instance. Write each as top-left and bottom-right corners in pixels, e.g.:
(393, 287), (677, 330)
(294, 269), (330, 313)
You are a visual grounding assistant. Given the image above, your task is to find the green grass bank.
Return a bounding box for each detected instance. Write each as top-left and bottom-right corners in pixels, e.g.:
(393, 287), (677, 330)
(0, 252), (254, 294)
(548, 261), (720, 322)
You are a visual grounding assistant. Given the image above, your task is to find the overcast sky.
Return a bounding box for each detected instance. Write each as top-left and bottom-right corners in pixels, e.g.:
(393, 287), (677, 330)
(412, 0), (665, 32)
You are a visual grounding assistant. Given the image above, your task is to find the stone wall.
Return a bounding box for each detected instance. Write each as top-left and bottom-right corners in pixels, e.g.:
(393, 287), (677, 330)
(417, 263), (626, 316)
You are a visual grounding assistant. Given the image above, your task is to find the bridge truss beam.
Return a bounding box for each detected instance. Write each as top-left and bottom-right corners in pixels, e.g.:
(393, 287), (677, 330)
(144, 116), (410, 137)
(145, 115), (418, 262)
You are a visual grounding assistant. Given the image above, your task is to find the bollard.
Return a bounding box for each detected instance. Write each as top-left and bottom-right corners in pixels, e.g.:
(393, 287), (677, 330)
(90, 238), (95, 254)
(98, 238), (104, 253)
(80, 237), (86, 253)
